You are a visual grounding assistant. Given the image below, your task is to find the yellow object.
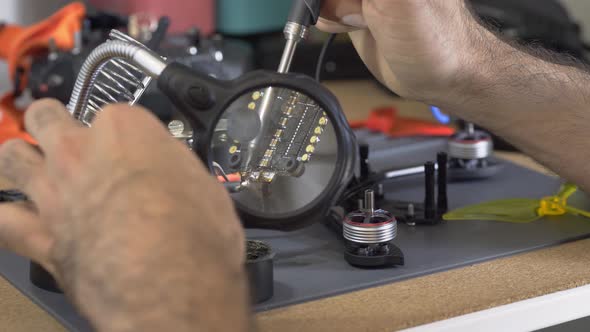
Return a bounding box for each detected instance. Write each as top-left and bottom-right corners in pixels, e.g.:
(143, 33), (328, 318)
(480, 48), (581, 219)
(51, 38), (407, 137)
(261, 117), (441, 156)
(306, 145), (315, 153)
(444, 184), (590, 223)
(301, 154), (309, 162)
(310, 136), (318, 143)
(248, 102), (256, 110)
(319, 117), (328, 125)
(229, 146), (238, 154)
(537, 184), (590, 218)
(314, 126), (322, 135)
(252, 91), (261, 100)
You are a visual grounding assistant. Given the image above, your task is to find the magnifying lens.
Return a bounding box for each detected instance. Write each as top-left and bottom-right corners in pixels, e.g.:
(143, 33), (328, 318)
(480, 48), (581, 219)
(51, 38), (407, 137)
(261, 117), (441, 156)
(68, 33), (358, 230)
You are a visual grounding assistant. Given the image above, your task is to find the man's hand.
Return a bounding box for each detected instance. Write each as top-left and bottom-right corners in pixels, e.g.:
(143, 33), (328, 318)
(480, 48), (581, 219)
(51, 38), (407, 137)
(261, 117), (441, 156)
(319, 0), (477, 101)
(0, 99), (250, 332)
(321, 1), (590, 192)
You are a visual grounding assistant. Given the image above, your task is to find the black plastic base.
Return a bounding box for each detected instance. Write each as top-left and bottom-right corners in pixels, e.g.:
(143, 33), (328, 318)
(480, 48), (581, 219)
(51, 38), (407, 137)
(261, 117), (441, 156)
(450, 159), (504, 181)
(29, 261), (62, 293)
(246, 240), (274, 304)
(344, 242), (404, 268)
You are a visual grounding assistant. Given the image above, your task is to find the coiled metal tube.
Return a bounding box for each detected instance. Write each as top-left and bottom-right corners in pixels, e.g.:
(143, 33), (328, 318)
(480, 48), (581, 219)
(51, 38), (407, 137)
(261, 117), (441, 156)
(67, 35), (167, 125)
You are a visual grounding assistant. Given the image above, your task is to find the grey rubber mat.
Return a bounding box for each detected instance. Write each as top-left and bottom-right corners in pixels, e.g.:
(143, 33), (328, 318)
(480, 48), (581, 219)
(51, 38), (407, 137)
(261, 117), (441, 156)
(1, 161), (590, 331)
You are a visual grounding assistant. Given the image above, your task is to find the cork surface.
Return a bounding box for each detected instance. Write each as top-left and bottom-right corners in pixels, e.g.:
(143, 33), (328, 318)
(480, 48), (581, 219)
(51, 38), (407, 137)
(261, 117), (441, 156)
(256, 237), (590, 331)
(0, 275), (65, 331)
(0, 81), (581, 331)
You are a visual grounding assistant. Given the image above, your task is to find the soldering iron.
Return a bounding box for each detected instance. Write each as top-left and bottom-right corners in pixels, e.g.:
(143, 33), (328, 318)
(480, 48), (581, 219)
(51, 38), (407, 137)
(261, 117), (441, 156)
(278, 0), (322, 74)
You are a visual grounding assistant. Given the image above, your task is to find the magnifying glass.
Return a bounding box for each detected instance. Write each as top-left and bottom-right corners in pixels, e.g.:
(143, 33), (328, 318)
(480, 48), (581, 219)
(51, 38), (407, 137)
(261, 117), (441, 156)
(159, 64), (357, 229)
(68, 36), (358, 230)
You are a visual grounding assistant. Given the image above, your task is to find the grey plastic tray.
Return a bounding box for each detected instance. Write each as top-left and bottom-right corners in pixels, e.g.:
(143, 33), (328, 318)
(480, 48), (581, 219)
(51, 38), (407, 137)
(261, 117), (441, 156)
(2, 162), (590, 331)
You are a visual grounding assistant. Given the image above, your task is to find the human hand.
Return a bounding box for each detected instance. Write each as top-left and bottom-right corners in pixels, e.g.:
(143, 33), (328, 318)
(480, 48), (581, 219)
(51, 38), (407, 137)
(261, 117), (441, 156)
(0, 99), (249, 331)
(319, 0), (481, 102)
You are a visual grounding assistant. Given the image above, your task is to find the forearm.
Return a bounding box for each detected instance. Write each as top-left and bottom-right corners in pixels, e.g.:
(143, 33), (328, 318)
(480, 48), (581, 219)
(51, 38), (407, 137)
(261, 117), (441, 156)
(428, 12), (590, 190)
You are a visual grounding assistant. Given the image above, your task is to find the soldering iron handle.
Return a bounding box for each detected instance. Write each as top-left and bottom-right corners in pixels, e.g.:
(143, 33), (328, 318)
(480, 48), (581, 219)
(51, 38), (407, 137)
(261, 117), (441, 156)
(288, 0), (322, 27)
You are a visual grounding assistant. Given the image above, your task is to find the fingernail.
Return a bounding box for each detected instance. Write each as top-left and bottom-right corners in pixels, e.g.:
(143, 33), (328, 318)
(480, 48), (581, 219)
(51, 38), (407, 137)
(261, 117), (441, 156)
(341, 14), (367, 28)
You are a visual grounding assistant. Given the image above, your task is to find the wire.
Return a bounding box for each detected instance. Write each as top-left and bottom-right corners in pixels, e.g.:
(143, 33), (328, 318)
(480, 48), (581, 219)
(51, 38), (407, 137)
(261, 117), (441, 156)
(212, 162), (230, 183)
(315, 33), (337, 82)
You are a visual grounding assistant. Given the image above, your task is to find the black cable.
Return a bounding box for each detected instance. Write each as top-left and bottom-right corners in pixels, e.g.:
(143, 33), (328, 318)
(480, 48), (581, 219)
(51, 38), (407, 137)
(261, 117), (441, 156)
(315, 33), (337, 82)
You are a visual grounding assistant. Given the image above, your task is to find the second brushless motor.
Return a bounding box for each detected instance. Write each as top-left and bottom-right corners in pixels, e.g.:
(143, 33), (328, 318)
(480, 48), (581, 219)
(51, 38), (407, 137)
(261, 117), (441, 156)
(343, 190), (403, 268)
(448, 123), (502, 180)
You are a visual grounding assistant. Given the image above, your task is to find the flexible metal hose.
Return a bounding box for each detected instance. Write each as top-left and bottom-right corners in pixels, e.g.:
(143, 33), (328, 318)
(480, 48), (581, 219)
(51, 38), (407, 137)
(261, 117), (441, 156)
(67, 40), (167, 120)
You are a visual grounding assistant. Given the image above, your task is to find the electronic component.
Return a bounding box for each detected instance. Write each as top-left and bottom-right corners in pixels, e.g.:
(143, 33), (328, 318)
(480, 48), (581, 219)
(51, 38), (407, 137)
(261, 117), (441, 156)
(218, 89), (329, 183)
(343, 190), (404, 268)
(448, 123), (503, 180)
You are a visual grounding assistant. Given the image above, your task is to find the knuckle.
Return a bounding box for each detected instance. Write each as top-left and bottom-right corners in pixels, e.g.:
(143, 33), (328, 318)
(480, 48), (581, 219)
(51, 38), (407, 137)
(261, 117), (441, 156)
(25, 99), (69, 133)
(0, 139), (27, 156)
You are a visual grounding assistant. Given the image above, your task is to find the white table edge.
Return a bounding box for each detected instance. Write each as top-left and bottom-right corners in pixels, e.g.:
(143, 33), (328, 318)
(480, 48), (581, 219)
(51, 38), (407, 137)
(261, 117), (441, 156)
(401, 283), (590, 332)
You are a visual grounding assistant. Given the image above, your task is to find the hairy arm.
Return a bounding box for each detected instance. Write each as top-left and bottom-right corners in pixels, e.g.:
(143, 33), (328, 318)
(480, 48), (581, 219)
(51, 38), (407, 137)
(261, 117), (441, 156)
(432, 9), (590, 190)
(320, 0), (590, 191)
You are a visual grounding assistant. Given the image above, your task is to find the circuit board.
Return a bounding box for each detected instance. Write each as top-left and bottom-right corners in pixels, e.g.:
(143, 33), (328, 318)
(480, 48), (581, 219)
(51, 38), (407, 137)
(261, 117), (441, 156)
(216, 87), (329, 184)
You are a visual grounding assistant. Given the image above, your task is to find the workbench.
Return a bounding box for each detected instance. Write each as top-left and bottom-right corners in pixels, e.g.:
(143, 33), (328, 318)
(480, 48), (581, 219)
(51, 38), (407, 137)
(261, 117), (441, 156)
(1, 81), (588, 332)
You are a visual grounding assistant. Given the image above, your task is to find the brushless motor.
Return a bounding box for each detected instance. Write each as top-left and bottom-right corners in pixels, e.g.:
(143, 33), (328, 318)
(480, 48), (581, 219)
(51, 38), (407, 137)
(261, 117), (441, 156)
(343, 190), (403, 268)
(448, 123), (501, 180)
(449, 123), (493, 160)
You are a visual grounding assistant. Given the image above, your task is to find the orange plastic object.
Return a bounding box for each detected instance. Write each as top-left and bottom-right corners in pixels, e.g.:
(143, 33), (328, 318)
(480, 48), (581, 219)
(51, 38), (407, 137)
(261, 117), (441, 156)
(217, 173), (242, 183)
(0, 94), (34, 144)
(349, 107), (455, 138)
(0, 2), (85, 84)
(0, 2), (85, 145)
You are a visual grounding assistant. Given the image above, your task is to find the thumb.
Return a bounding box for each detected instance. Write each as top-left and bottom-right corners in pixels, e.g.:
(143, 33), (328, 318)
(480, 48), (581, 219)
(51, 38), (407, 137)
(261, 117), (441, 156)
(318, 0), (366, 32)
(0, 203), (55, 274)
